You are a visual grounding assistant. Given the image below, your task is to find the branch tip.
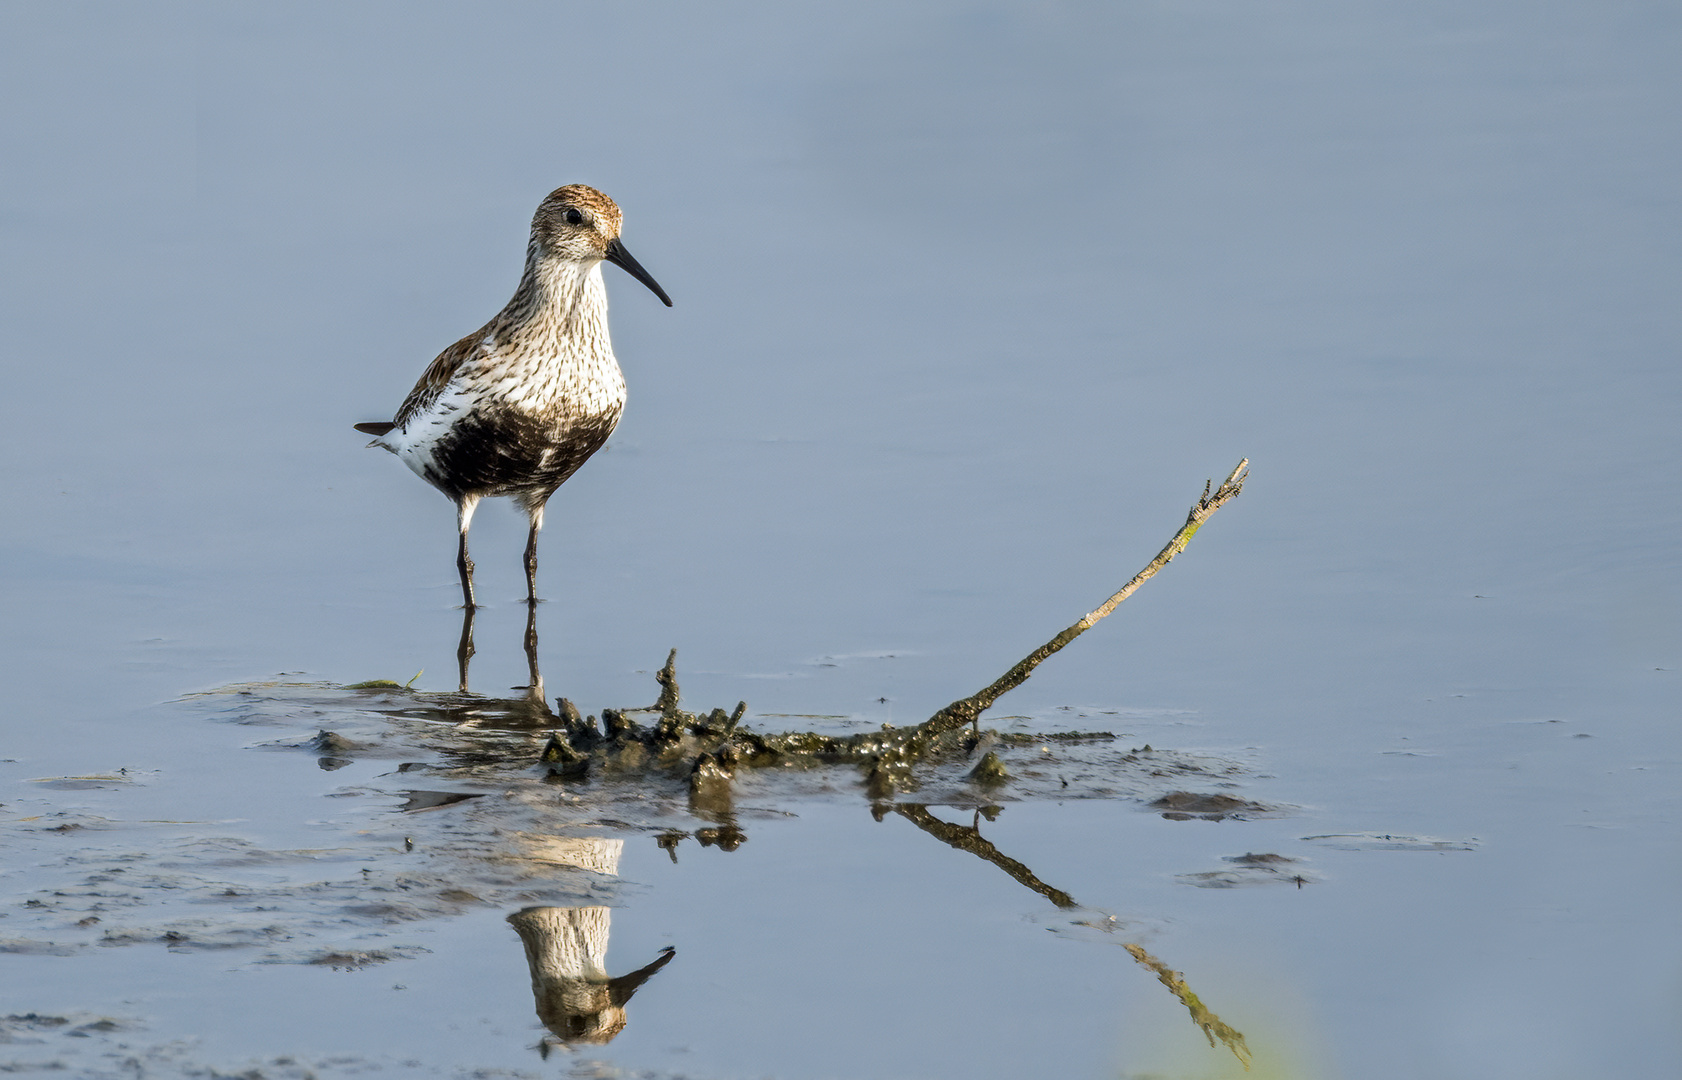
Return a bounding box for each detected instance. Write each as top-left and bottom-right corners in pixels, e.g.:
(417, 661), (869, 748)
(913, 458), (1251, 738)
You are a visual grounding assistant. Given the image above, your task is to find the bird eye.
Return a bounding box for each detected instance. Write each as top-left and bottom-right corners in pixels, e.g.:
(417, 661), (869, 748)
(563, 209), (585, 226)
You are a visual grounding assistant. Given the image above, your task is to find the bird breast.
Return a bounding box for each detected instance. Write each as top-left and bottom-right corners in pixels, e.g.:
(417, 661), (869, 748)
(474, 340), (627, 421)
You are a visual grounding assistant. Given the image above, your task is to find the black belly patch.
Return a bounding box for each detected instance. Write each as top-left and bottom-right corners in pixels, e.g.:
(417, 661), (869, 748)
(427, 405), (620, 503)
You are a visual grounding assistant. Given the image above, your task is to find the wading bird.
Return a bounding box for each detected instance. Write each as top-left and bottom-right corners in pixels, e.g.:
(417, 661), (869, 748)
(355, 185), (671, 607)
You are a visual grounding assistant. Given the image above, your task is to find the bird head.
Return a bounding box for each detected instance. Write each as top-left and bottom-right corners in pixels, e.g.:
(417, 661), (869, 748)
(531, 185), (672, 306)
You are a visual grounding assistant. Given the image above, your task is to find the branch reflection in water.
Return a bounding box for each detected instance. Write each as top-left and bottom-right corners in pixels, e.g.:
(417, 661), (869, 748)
(892, 803), (1252, 1068)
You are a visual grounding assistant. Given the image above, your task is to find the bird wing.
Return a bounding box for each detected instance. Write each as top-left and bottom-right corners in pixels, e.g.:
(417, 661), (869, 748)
(391, 323), (495, 430)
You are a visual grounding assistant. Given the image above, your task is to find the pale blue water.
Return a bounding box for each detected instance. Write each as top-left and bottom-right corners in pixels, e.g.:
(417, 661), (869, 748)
(2, 3), (1678, 1078)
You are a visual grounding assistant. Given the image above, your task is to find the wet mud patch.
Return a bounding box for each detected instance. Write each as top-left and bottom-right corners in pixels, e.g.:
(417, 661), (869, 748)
(1149, 790), (1291, 820)
(0, 801), (620, 966)
(26, 771), (153, 790)
(0, 938), (82, 956)
(189, 675), (1275, 819)
(1302, 832), (1479, 852)
(0, 1010), (504, 1079)
(1177, 852), (1322, 888)
(0, 672), (1281, 973)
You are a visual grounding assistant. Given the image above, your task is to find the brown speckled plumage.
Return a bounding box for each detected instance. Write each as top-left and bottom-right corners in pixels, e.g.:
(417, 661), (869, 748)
(356, 184), (671, 607)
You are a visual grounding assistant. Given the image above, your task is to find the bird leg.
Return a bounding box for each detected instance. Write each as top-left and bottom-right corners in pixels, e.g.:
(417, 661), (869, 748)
(523, 503), (545, 604)
(456, 603), (477, 693)
(456, 496), (481, 610)
(457, 533), (476, 609)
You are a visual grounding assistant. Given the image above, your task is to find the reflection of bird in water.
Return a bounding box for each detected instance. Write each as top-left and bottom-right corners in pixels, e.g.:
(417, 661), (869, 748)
(355, 185), (672, 608)
(506, 837), (675, 1047)
(508, 906), (674, 1045)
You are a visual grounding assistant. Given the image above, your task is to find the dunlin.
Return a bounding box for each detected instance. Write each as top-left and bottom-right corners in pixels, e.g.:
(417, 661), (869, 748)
(356, 184), (671, 607)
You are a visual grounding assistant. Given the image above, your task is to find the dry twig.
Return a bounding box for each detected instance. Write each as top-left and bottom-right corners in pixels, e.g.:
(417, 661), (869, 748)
(917, 459), (1249, 737)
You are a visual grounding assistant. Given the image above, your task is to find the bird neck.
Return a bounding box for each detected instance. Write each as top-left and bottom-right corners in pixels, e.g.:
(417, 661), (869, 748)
(503, 245), (613, 360)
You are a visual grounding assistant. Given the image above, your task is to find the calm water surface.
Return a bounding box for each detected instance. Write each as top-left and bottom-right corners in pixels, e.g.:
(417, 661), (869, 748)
(2, 3), (1678, 1078)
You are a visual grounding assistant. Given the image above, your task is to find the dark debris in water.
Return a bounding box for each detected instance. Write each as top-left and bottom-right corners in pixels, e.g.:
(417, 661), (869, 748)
(308, 730), (361, 754)
(189, 652), (1267, 823)
(305, 948), (419, 969)
(1177, 852), (1321, 889)
(1149, 790), (1288, 821)
(1228, 851), (1296, 866)
(27, 771), (148, 791)
(397, 790), (487, 812)
(1302, 832), (1479, 851)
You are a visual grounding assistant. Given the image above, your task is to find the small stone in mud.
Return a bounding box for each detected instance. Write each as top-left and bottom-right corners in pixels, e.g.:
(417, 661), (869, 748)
(969, 751), (1010, 786)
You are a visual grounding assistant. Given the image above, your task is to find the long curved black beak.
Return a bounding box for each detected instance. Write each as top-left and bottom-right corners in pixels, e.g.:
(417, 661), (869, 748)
(604, 238), (673, 307)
